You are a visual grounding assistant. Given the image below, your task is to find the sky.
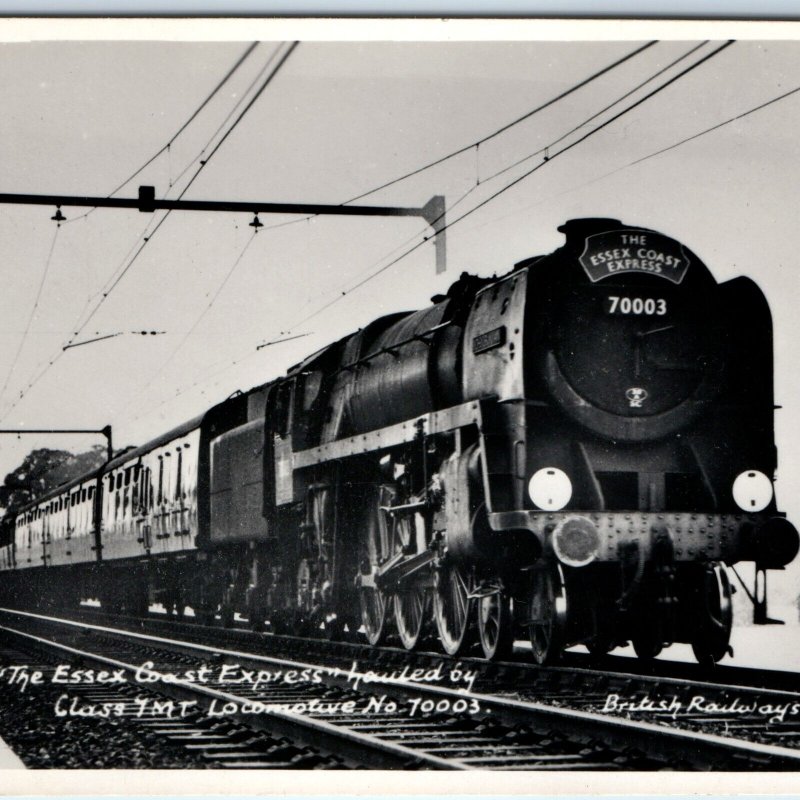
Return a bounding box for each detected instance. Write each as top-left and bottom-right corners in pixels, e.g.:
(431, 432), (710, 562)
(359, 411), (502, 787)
(1, 24), (800, 614)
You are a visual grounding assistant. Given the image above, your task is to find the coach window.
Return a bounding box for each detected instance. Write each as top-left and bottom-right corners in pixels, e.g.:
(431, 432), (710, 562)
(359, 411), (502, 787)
(131, 468), (139, 514)
(175, 447), (183, 502)
(123, 468), (131, 517)
(163, 452), (173, 507)
(135, 465), (145, 514)
(73, 491), (80, 532)
(139, 466), (150, 513)
(104, 477), (111, 521)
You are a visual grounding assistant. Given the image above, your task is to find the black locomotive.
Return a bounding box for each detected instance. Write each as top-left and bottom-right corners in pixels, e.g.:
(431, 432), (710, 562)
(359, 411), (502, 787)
(1, 218), (796, 664)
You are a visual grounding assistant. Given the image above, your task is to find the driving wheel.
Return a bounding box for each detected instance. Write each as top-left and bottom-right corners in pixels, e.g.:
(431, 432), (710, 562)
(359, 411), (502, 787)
(434, 560), (476, 656)
(357, 485), (390, 645)
(477, 588), (514, 660)
(392, 511), (430, 650)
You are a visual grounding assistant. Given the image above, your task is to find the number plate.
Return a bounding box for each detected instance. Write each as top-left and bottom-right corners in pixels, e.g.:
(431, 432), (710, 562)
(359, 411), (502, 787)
(607, 296), (667, 316)
(472, 326), (506, 354)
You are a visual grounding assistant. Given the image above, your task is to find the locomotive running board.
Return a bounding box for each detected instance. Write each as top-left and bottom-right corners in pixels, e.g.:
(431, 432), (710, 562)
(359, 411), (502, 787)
(292, 401), (482, 470)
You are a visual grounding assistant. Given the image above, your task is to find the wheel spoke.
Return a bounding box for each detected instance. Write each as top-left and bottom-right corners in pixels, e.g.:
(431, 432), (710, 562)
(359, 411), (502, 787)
(434, 562), (475, 656)
(691, 562), (732, 665)
(476, 585), (514, 661)
(527, 566), (566, 665)
(358, 485), (392, 646)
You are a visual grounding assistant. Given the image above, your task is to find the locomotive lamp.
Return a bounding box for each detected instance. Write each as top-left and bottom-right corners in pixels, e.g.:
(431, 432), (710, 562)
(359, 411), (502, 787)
(528, 467), (572, 511)
(732, 470), (773, 512)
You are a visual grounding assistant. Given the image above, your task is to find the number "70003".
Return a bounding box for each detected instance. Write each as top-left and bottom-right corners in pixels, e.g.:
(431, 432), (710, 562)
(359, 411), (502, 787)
(608, 296), (667, 315)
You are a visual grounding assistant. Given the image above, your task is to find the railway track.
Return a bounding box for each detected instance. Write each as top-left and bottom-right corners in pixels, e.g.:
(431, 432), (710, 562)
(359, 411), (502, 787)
(50, 604), (800, 695)
(0, 635), (347, 768)
(1, 607), (800, 769)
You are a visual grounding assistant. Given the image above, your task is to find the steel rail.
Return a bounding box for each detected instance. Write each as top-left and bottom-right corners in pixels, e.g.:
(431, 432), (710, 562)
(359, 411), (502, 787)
(4, 607), (800, 770)
(0, 619), (469, 770)
(8, 605), (800, 702)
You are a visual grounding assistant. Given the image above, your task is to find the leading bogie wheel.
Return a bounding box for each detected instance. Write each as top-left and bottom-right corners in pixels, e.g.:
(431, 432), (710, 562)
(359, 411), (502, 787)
(526, 564), (568, 665)
(477, 589), (515, 661)
(434, 561), (476, 656)
(691, 562), (733, 666)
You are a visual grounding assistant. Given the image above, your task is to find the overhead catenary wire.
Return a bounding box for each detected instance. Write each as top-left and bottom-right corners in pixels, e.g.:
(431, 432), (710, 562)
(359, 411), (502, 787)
(256, 332), (313, 350)
(480, 40), (710, 186)
(122, 230), (260, 412)
(0, 224), (61, 407)
(176, 41), (300, 203)
(472, 81), (800, 234)
(305, 42), (711, 309)
(132, 346), (264, 422)
(132, 183), (491, 421)
(65, 35), (279, 337)
(169, 43), (285, 190)
(1, 41), (300, 424)
(130, 41), (736, 422)
(0, 45), (269, 417)
(121, 48), (798, 433)
(253, 40), (660, 237)
(62, 331), (167, 351)
(62, 42), (259, 226)
(284, 40), (735, 333)
(621, 82), (800, 171)
(91, 40), (298, 314)
(75, 42), (298, 330)
(341, 40), (658, 205)
(59, 38), (663, 421)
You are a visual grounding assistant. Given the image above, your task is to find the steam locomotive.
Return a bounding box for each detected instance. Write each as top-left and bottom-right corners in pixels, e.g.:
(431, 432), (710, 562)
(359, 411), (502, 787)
(1, 218), (797, 665)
